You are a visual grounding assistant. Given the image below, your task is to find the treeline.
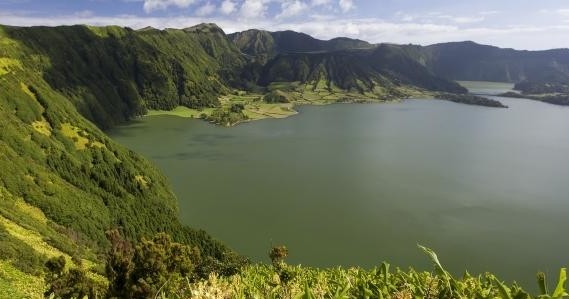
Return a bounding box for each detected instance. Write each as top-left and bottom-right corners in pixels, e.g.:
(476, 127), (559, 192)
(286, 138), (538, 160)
(436, 92), (508, 108)
(515, 80), (569, 95)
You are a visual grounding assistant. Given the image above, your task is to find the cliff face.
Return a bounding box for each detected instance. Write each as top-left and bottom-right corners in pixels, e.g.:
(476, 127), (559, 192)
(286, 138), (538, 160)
(423, 41), (569, 84)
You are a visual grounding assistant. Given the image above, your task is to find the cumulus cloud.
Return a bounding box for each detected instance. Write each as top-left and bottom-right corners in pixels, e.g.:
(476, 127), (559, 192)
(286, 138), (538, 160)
(311, 0), (331, 6)
(338, 0), (354, 13)
(74, 10), (95, 18)
(195, 2), (216, 16)
(479, 10), (500, 16)
(239, 0), (267, 19)
(143, 0), (196, 13)
(277, 0), (309, 19)
(556, 9), (569, 17)
(220, 0), (237, 15)
(437, 15), (484, 24)
(3, 9), (569, 50)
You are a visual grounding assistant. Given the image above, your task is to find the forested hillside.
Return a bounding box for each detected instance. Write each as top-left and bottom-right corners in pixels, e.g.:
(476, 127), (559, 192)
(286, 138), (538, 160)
(2, 24), (244, 129)
(0, 24), (245, 297)
(231, 30), (569, 103)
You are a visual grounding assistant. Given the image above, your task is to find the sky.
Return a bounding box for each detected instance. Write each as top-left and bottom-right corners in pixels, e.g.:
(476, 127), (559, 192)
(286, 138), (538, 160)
(1, 0), (568, 50)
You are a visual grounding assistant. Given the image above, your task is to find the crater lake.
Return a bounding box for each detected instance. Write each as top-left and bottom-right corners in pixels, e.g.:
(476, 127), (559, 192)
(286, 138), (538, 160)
(110, 82), (569, 287)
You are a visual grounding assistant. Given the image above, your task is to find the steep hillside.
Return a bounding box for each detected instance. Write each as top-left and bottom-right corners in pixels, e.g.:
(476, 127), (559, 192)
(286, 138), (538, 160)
(0, 24), (242, 293)
(422, 41), (569, 87)
(230, 32), (569, 94)
(229, 29), (373, 60)
(3, 24), (243, 129)
(258, 45), (467, 96)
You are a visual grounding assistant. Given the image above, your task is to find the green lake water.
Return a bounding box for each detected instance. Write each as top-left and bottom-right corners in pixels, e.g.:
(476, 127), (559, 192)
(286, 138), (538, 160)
(110, 82), (569, 287)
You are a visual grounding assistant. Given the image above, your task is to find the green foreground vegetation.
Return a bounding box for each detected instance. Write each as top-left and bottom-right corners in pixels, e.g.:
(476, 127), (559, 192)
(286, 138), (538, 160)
(37, 232), (568, 298)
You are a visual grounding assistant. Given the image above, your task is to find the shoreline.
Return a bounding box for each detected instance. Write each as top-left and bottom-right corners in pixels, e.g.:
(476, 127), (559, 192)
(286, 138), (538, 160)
(143, 87), (505, 126)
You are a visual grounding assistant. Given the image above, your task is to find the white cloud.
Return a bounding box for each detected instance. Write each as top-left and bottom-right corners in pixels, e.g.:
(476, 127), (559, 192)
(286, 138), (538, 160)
(338, 0), (354, 13)
(2, 11), (569, 50)
(220, 0), (237, 15)
(143, 0), (195, 13)
(556, 9), (569, 17)
(74, 10), (95, 18)
(437, 15), (485, 24)
(195, 2), (216, 16)
(277, 0), (309, 19)
(311, 0), (330, 6)
(239, 0), (267, 19)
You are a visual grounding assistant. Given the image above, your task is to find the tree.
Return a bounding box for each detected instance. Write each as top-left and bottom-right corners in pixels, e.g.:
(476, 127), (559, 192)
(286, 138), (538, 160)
(44, 256), (102, 299)
(105, 230), (200, 298)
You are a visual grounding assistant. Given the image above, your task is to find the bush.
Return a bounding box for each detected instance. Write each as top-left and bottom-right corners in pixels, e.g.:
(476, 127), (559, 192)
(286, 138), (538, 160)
(105, 230), (201, 298)
(44, 256), (103, 299)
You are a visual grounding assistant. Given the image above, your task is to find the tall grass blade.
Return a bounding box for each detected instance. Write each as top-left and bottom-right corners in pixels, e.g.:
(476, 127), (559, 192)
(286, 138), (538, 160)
(552, 268), (568, 298)
(418, 245), (449, 278)
(537, 272), (548, 295)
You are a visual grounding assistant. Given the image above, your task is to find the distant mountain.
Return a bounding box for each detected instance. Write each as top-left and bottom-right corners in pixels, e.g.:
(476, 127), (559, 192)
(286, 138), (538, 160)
(420, 41), (569, 93)
(230, 29), (465, 95)
(230, 30), (569, 96)
(258, 45), (466, 94)
(229, 29), (373, 60)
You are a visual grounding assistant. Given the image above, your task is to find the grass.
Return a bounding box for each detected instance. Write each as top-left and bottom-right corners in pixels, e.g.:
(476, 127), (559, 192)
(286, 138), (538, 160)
(184, 80), (424, 125)
(169, 250), (569, 299)
(0, 214), (106, 293)
(134, 175), (149, 189)
(145, 80), (431, 126)
(31, 118), (52, 136)
(0, 58), (22, 76)
(20, 83), (37, 101)
(146, 106), (216, 118)
(243, 103), (297, 120)
(0, 260), (44, 299)
(60, 123), (89, 150)
(0, 215), (70, 264)
(13, 199), (48, 225)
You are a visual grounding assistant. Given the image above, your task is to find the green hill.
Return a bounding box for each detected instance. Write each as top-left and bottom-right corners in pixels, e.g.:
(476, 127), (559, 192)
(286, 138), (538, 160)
(230, 30), (569, 104)
(228, 29), (373, 59)
(0, 24), (244, 297)
(420, 41), (569, 99)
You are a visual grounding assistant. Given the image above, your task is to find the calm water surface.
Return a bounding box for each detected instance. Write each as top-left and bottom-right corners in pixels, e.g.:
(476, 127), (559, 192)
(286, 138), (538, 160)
(110, 82), (569, 287)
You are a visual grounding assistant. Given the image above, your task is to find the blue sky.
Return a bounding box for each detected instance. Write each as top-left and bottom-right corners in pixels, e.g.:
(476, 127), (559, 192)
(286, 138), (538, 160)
(1, 0), (568, 50)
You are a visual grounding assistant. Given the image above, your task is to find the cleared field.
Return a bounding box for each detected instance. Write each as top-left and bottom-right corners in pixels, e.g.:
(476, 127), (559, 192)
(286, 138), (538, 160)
(145, 81), (426, 125)
(147, 106), (216, 118)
